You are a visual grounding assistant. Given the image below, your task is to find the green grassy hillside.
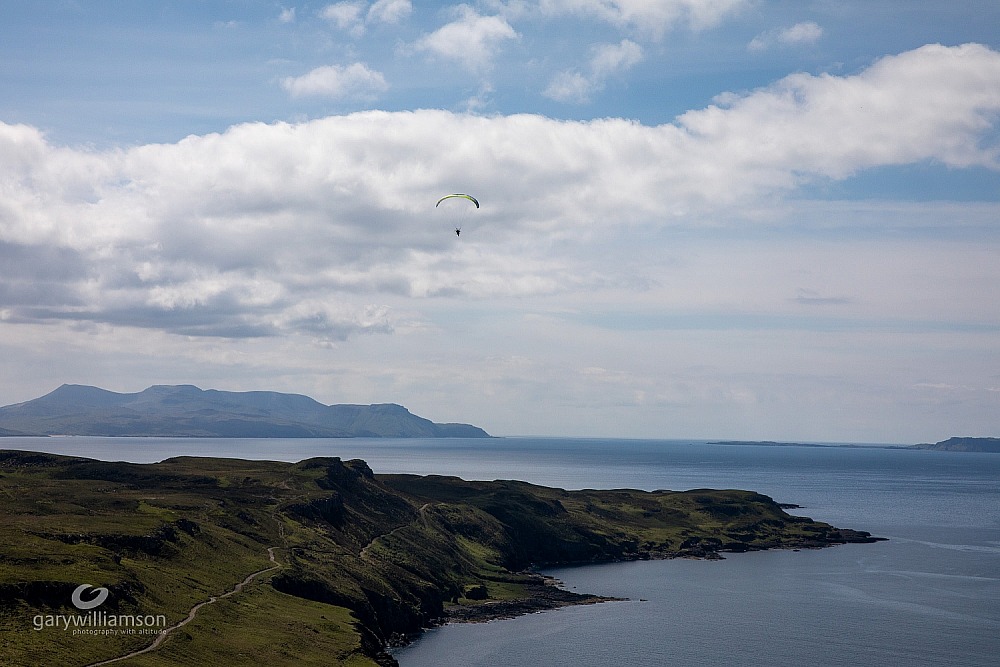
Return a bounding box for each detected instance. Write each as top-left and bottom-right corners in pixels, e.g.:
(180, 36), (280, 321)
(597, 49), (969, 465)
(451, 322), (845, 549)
(0, 451), (881, 666)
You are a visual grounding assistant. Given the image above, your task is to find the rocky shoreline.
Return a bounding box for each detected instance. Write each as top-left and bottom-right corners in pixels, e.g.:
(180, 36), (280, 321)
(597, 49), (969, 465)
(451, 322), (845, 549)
(409, 526), (887, 632)
(442, 574), (625, 624)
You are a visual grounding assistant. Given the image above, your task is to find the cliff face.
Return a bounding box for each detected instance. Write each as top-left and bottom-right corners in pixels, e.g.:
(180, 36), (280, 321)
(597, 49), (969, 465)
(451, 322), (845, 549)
(0, 450), (882, 667)
(0, 384), (490, 438)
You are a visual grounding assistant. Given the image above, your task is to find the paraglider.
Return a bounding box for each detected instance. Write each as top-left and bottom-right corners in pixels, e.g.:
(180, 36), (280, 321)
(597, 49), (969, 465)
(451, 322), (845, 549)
(436, 194), (479, 237)
(435, 193), (480, 209)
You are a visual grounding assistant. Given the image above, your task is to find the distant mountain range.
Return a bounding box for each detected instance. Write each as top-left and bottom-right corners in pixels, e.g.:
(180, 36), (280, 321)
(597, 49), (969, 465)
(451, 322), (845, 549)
(0, 384), (490, 438)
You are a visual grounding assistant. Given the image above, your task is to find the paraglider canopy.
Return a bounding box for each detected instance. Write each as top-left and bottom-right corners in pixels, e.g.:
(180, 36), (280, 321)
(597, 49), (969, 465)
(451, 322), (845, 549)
(435, 193), (480, 208)
(435, 193), (479, 237)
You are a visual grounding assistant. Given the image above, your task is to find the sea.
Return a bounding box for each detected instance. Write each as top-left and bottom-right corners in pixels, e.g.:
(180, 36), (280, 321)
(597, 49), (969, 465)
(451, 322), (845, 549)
(3, 436), (999, 666)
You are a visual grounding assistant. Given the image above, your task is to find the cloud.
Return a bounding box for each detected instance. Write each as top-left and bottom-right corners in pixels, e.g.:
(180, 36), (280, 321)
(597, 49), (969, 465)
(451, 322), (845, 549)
(367, 0), (412, 24)
(412, 6), (518, 71)
(278, 7), (296, 23)
(591, 38), (644, 76)
(320, 1), (367, 36)
(281, 63), (389, 99)
(3, 44), (1000, 345)
(680, 43), (1000, 195)
(779, 20), (823, 44)
(749, 21), (823, 51)
(544, 71), (592, 104)
(320, 0), (412, 35)
(792, 289), (851, 306)
(275, 302), (394, 341)
(538, 0), (749, 37)
(545, 39), (643, 103)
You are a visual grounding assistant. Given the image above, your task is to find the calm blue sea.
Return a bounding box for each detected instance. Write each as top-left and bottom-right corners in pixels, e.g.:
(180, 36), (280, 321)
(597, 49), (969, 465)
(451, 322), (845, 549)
(4, 436), (999, 666)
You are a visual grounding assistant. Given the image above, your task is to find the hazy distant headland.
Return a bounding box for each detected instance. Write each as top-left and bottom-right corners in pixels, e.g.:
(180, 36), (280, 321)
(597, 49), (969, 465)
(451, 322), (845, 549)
(712, 438), (1000, 452)
(710, 440), (899, 449)
(912, 437), (1000, 453)
(0, 384), (489, 438)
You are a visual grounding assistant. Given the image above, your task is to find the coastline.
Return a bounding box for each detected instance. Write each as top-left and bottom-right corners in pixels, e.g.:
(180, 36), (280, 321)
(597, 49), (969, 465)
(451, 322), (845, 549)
(442, 574), (624, 625)
(1, 449), (886, 667)
(405, 526), (886, 634)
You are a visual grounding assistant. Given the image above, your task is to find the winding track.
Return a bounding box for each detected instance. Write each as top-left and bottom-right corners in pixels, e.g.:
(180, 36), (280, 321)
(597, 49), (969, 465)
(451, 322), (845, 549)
(86, 493), (429, 664)
(85, 547), (281, 667)
(359, 503), (432, 561)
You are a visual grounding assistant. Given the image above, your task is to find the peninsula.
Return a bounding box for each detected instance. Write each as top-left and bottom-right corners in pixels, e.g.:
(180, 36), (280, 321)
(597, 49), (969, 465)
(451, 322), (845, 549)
(0, 450), (882, 667)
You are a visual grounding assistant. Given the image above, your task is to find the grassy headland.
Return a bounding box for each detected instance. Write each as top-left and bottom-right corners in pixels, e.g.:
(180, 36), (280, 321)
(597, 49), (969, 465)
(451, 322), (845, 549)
(0, 450), (882, 666)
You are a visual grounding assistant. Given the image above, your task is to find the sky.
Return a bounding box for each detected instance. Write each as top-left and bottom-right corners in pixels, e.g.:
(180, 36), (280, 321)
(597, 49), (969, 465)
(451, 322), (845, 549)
(2, 1), (999, 443)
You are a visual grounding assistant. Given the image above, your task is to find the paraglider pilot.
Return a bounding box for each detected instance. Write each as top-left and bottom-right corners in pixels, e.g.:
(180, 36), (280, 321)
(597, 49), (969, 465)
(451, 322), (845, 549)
(436, 194), (479, 238)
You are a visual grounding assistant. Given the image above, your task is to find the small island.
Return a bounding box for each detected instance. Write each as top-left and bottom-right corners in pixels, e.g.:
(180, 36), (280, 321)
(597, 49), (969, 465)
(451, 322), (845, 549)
(0, 450), (882, 667)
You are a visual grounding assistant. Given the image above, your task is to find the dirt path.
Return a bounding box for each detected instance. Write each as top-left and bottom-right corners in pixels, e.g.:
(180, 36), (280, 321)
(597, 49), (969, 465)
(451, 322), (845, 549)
(85, 547), (281, 667)
(359, 503), (431, 561)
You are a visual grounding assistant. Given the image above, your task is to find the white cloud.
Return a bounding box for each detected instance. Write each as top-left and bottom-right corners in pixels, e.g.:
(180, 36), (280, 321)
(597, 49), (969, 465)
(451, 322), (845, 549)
(592, 38), (644, 77)
(462, 82), (498, 113)
(682, 43), (1000, 192)
(749, 21), (823, 51)
(367, 0), (412, 24)
(278, 7), (296, 23)
(320, 0), (412, 35)
(412, 6), (518, 71)
(781, 20), (823, 44)
(3, 44), (1000, 349)
(545, 39), (643, 103)
(320, 1), (367, 36)
(539, 0), (749, 36)
(544, 71), (593, 104)
(281, 62), (388, 99)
